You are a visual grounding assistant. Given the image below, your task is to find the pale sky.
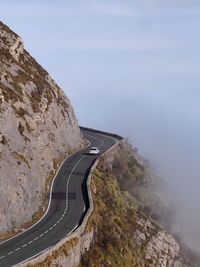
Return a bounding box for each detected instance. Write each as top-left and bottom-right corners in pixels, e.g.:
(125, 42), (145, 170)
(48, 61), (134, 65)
(1, 0), (200, 251)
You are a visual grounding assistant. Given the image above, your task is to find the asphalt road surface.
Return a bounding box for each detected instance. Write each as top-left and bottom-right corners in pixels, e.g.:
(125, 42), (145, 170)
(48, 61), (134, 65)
(0, 129), (117, 267)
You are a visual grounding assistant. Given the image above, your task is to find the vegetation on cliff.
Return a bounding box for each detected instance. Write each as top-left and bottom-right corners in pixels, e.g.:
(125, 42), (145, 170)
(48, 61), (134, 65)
(79, 141), (194, 267)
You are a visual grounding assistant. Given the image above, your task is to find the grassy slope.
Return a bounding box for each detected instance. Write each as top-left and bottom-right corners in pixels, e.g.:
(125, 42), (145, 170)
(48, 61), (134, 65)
(24, 140), (199, 267)
(79, 142), (155, 267)
(79, 141), (197, 267)
(80, 169), (145, 267)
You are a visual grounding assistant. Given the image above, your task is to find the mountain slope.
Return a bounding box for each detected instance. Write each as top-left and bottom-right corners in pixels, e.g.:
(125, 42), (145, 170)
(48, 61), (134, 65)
(79, 141), (194, 267)
(0, 21), (83, 235)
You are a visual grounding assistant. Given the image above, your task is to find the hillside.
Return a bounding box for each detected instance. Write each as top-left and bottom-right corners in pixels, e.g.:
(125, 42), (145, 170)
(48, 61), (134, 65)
(79, 141), (197, 267)
(18, 140), (200, 267)
(0, 21), (83, 236)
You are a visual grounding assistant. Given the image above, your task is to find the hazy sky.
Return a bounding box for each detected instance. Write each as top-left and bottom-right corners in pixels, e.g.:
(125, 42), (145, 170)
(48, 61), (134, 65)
(2, 0), (200, 251)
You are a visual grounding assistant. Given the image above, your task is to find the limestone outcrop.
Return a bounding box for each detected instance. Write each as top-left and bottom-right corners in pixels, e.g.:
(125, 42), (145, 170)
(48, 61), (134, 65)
(0, 21), (83, 233)
(134, 218), (187, 267)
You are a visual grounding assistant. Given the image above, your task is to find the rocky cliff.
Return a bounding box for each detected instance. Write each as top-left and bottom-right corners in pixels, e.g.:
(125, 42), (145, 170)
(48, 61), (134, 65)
(0, 21), (83, 234)
(79, 143), (190, 267)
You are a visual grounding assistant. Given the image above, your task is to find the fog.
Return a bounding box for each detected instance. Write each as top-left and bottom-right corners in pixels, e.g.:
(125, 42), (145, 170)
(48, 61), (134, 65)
(67, 61), (200, 252)
(2, 0), (200, 253)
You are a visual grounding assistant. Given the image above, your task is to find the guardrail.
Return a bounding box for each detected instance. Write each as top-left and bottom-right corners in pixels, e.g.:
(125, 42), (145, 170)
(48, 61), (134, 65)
(80, 126), (123, 141)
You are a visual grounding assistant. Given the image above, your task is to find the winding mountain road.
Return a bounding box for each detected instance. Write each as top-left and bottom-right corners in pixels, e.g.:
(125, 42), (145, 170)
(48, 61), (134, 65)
(0, 129), (118, 267)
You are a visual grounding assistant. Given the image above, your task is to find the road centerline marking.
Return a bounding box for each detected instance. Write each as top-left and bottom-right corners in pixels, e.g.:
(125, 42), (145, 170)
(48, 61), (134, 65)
(0, 131), (117, 265)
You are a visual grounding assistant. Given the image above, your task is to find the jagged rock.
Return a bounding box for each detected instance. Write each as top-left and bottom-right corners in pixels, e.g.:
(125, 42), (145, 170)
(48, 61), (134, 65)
(134, 218), (187, 267)
(0, 21), (83, 233)
(9, 37), (24, 61)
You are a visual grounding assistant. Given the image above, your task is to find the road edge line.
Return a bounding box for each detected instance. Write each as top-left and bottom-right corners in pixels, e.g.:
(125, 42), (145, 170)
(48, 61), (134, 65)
(0, 137), (90, 246)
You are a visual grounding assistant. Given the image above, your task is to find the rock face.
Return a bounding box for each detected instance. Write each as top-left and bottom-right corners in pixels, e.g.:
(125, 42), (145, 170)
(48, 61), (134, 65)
(0, 21), (83, 233)
(79, 142), (191, 267)
(50, 232), (94, 267)
(17, 232), (94, 267)
(134, 218), (187, 267)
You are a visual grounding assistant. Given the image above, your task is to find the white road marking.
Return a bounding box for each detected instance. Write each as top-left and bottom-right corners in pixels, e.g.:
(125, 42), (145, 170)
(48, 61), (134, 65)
(0, 131), (117, 262)
(83, 133), (105, 148)
(82, 129), (118, 145)
(0, 139), (91, 247)
(1, 145), (90, 259)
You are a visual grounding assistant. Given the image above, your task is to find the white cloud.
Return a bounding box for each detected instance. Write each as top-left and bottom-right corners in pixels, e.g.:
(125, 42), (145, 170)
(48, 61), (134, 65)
(0, 4), (86, 19)
(53, 38), (175, 51)
(87, 2), (138, 17)
(126, 0), (200, 8)
(86, 1), (200, 17)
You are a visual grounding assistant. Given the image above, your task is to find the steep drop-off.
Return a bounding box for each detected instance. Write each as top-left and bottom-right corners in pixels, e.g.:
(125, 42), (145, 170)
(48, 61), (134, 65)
(26, 140), (199, 267)
(79, 141), (196, 267)
(0, 21), (83, 234)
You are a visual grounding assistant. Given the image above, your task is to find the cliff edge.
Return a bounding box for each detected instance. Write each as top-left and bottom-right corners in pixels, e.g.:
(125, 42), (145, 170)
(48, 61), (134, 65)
(24, 139), (198, 267)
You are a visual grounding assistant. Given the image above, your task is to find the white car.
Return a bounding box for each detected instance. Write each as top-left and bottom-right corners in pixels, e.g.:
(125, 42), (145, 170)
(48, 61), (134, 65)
(89, 147), (100, 155)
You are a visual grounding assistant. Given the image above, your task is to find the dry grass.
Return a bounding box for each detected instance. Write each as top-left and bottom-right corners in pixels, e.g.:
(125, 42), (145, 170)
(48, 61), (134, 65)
(32, 206), (44, 223)
(81, 158), (146, 267)
(28, 237), (79, 267)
